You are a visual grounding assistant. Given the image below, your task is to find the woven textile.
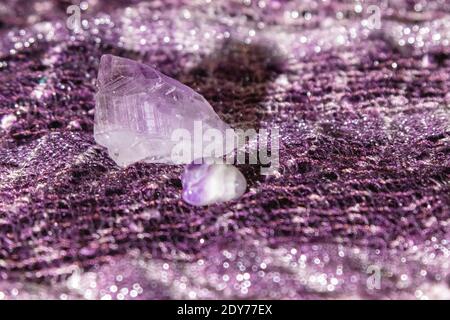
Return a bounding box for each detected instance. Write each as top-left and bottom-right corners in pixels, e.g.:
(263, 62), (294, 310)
(0, 0), (449, 299)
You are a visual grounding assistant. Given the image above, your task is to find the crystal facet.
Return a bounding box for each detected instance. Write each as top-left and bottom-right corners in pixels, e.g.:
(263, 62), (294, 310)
(94, 54), (231, 167)
(181, 162), (247, 206)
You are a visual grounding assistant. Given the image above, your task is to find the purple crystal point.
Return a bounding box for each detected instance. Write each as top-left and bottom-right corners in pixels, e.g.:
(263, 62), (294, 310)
(182, 161), (247, 206)
(94, 54), (231, 167)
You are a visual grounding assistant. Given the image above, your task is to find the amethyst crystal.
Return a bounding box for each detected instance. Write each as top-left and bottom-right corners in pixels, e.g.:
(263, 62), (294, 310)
(182, 162), (247, 206)
(94, 54), (231, 167)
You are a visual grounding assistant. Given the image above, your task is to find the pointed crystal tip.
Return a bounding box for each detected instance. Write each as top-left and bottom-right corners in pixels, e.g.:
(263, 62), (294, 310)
(94, 54), (231, 167)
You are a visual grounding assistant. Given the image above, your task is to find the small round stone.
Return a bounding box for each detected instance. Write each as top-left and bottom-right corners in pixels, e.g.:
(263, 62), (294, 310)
(181, 162), (247, 206)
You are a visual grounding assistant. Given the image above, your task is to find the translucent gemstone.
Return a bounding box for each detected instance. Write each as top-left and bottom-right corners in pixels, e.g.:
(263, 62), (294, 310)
(94, 54), (231, 167)
(181, 162), (247, 206)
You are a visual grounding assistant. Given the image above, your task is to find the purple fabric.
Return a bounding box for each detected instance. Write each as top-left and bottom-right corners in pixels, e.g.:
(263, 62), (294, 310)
(0, 0), (449, 299)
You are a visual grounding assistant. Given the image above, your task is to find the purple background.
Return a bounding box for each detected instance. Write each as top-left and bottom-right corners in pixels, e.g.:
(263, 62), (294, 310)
(0, 0), (449, 299)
